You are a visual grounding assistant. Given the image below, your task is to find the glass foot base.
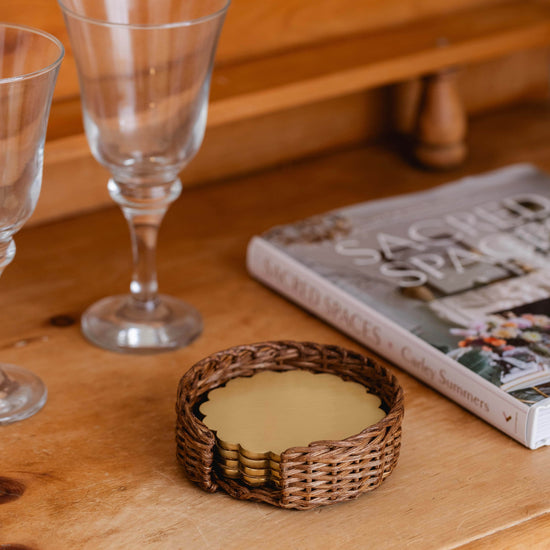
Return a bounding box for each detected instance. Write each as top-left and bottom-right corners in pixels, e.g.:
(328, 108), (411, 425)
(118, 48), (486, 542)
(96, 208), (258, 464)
(0, 364), (47, 425)
(81, 294), (203, 353)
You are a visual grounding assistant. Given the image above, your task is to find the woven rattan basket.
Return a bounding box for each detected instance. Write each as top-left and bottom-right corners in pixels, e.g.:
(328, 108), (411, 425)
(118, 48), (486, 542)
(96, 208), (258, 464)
(175, 341), (404, 510)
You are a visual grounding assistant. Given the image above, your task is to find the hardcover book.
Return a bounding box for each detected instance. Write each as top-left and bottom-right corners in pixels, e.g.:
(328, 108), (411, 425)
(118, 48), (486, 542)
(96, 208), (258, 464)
(247, 164), (550, 449)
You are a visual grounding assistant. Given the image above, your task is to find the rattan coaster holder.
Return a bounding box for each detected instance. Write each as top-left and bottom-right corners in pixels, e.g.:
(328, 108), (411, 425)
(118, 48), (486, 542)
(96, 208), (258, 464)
(176, 341), (404, 510)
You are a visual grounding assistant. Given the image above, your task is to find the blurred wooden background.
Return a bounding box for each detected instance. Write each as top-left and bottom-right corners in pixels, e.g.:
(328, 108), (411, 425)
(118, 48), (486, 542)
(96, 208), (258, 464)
(2, 0), (550, 223)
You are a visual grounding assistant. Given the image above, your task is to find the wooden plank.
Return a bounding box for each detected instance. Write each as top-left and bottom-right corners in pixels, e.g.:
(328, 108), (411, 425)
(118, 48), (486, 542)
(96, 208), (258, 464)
(20, 0), (550, 227)
(3, 102), (550, 549)
(43, 0), (550, 140)
(0, 0), (507, 104)
(458, 48), (550, 114)
(457, 514), (550, 549)
(207, 0), (550, 126)
(217, 0), (506, 64)
(36, 48), (549, 227)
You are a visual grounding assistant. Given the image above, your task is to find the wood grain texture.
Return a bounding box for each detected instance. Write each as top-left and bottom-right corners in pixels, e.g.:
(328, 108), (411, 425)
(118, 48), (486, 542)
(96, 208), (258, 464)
(17, 0), (550, 141)
(2, 102), (550, 548)
(207, 0), (550, 127)
(10, 0), (549, 223)
(35, 45), (549, 228)
(216, 0), (507, 64)
(0, 0), (510, 98)
(458, 47), (550, 114)
(457, 514), (550, 549)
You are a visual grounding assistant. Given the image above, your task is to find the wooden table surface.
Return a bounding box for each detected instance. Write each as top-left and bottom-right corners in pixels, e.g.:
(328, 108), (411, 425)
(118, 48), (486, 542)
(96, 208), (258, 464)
(3, 103), (550, 549)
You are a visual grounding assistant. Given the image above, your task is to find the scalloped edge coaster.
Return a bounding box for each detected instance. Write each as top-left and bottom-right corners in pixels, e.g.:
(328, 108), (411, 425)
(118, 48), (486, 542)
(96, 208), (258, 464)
(201, 369), (386, 488)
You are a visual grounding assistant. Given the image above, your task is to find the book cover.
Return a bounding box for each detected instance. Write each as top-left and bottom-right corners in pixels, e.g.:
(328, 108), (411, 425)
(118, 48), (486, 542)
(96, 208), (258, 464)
(247, 164), (550, 449)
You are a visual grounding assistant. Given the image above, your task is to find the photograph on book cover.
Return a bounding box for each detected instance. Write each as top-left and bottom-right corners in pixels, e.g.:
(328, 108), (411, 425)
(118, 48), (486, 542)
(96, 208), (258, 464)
(247, 164), (550, 448)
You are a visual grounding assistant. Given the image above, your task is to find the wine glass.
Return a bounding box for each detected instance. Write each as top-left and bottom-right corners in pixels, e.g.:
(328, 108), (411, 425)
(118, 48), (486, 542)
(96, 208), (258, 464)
(57, 0), (230, 353)
(0, 24), (64, 424)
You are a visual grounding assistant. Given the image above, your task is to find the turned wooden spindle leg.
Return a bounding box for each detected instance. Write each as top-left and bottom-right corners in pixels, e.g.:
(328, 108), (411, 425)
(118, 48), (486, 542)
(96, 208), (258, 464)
(414, 68), (467, 170)
(393, 77), (423, 136)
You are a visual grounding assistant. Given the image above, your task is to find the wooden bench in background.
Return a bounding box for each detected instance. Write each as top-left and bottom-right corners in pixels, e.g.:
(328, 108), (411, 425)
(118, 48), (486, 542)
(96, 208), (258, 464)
(2, 0), (550, 224)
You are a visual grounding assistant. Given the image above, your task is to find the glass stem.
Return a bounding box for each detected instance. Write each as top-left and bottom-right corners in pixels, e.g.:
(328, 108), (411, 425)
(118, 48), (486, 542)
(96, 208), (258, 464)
(108, 178), (182, 311)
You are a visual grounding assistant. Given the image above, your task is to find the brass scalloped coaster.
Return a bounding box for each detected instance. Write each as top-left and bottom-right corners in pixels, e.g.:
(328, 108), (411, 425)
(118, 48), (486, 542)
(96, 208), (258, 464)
(200, 369), (386, 488)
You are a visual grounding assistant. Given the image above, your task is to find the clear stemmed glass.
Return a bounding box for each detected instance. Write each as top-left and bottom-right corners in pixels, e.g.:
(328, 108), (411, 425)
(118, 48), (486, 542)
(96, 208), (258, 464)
(0, 24), (64, 424)
(57, 0), (230, 353)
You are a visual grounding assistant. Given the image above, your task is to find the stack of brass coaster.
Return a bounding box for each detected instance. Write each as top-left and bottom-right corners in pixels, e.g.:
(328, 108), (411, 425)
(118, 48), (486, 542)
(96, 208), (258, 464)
(199, 369), (386, 489)
(215, 440), (282, 487)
